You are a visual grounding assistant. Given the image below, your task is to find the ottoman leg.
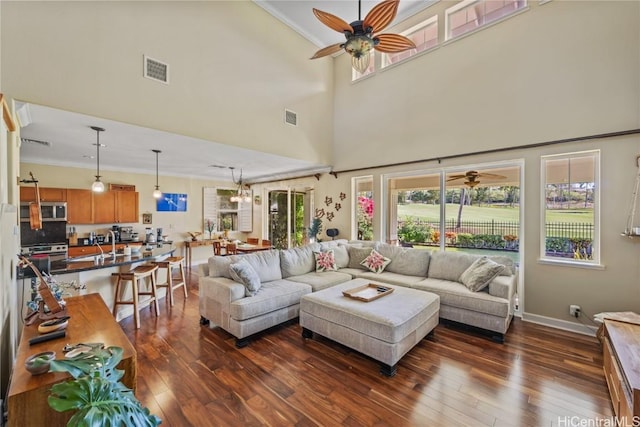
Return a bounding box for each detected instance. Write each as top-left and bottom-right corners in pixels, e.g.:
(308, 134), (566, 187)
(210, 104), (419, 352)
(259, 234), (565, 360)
(302, 327), (313, 339)
(380, 363), (397, 377)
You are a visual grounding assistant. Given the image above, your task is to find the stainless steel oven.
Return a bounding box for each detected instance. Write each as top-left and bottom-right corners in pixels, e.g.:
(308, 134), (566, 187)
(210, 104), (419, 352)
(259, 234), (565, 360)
(20, 244), (68, 262)
(19, 202), (67, 222)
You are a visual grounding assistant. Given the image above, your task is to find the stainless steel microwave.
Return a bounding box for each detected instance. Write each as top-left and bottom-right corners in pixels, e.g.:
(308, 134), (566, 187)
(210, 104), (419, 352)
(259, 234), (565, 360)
(20, 202), (67, 222)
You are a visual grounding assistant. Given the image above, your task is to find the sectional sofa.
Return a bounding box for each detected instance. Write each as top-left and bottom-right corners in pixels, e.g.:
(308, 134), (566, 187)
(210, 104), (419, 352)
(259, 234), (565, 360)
(198, 240), (518, 347)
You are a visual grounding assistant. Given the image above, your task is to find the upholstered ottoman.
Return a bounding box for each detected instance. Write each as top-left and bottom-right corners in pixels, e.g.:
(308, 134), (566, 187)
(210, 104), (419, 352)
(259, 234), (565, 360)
(300, 278), (440, 376)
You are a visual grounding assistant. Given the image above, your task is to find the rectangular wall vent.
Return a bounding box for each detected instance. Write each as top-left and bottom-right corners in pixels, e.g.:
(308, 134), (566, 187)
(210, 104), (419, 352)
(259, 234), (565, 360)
(21, 138), (51, 147)
(144, 55), (169, 84)
(285, 109), (297, 126)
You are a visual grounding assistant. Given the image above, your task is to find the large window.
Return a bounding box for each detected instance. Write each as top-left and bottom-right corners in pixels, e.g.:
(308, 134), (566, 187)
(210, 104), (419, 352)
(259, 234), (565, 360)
(446, 0), (527, 40)
(387, 164), (522, 264)
(541, 151), (599, 265)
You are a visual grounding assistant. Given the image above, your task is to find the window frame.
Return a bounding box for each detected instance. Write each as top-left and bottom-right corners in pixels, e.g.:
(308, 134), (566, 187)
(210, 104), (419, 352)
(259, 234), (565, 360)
(445, 0), (528, 42)
(539, 150), (602, 268)
(381, 15), (439, 70)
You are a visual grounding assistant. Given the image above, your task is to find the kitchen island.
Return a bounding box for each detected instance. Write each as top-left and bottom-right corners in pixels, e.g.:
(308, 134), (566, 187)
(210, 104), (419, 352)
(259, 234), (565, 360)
(36, 243), (177, 322)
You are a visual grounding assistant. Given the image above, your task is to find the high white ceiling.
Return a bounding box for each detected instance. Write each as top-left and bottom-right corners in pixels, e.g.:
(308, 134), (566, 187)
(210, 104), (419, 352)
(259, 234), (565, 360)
(17, 0), (434, 183)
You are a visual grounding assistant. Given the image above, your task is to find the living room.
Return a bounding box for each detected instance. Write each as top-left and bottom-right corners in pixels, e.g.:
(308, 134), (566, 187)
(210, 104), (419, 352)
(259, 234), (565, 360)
(0, 0), (639, 425)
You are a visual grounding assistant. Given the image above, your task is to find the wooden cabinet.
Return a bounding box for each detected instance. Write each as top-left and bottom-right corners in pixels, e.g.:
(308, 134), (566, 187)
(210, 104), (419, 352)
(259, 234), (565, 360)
(93, 191), (116, 224)
(66, 190), (138, 224)
(603, 319), (640, 423)
(66, 189), (94, 224)
(20, 186), (66, 202)
(115, 191), (139, 223)
(93, 191), (138, 224)
(68, 246), (101, 257)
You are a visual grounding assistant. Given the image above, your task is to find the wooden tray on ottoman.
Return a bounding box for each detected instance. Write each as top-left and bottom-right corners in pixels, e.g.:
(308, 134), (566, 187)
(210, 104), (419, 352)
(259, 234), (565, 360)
(343, 283), (394, 302)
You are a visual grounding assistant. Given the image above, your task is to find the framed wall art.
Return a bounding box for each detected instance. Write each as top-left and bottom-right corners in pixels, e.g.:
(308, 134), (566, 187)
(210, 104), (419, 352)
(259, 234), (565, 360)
(157, 193), (187, 212)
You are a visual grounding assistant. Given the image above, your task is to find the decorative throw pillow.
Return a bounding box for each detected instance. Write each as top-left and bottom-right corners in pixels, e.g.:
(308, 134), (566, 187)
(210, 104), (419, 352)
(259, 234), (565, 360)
(347, 246), (374, 269)
(360, 249), (391, 274)
(459, 256), (504, 292)
(314, 250), (338, 272)
(229, 259), (262, 297)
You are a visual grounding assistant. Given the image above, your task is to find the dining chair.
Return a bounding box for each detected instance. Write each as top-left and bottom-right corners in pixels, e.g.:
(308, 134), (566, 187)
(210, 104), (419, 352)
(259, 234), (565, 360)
(212, 241), (222, 256)
(260, 239), (271, 247)
(226, 242), (238, 255)
(247, 237), (259, 244)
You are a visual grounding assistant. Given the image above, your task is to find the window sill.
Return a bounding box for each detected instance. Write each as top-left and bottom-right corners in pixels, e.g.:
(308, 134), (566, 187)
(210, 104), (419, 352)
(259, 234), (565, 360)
(537, 257), (605, 270)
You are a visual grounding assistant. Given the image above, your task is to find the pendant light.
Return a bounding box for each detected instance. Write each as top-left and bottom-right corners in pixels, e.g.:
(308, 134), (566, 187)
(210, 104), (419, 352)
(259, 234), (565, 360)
(152, 149), (162, 199)
(90, 126), (105, 192)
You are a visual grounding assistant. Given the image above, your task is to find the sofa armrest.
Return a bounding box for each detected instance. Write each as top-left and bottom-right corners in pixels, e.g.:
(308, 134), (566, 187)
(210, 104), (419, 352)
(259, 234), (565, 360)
(488, 273), (517, 300)
(199, 276), (247, 329)
(200, 276), (246, 304)
(198, 263), (210, 277)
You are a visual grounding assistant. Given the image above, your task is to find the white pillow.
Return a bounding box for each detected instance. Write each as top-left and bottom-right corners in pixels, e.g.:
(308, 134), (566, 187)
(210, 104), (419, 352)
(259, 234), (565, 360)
(459, 256), (504, 292)
(229, 259), (262, 297)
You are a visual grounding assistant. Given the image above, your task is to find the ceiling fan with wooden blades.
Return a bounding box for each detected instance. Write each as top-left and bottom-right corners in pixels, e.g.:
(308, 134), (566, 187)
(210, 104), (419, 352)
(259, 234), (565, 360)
(446, 170), (507, 188)
(310, 0), (416, 73)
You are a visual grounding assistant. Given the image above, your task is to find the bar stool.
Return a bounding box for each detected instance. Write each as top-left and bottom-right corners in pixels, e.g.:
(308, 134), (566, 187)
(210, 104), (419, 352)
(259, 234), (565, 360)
(154, 256), (187, 306)
(112, 264), (159, 329)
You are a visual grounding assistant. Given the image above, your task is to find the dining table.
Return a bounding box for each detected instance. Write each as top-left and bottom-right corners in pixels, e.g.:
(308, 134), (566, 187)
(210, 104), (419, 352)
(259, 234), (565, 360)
(235, 243), (273, 253)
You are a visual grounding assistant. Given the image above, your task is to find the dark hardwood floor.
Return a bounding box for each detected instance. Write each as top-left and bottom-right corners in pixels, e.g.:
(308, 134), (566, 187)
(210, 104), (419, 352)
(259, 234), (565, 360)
(121, 271), (613, 426)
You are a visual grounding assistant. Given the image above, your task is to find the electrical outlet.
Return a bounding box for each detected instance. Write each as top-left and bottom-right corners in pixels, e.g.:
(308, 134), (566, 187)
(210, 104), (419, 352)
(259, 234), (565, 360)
(569, 304), (581, 318)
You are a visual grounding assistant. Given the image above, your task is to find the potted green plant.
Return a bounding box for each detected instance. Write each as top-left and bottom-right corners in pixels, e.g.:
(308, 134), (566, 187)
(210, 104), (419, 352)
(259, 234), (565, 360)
(308, 217), (323, 243)
(47, 344), (161, 427)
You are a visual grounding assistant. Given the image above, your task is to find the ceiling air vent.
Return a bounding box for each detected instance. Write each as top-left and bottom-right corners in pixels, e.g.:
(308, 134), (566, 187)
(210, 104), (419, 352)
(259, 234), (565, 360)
(143, 55), (169, 84)
(284, 109), (297, 127)
(21, 138), (52, 147)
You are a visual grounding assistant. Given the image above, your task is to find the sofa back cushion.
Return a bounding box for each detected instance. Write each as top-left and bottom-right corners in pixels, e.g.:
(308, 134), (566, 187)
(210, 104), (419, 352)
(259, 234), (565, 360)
(428, 252), (479, 282)
(488, 255), (515, 276)
(208, 255), (242, 279)
(242, 250), (282, 282)
(280, 243), (320, 278)
(319, 240), (349, 268)
(375, 243), (431, 277)
(347, 246), (374, 270)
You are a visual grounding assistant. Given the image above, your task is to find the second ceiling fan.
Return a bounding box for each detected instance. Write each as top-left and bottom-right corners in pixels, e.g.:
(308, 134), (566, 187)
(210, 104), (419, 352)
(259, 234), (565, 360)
(310, 0), (416, 73)
(446, 170), (507, 188)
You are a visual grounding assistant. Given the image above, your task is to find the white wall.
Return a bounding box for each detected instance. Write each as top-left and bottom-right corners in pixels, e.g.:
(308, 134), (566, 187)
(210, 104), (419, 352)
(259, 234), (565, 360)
(1, 1), (334, 165)
(332, 1), (640, 170)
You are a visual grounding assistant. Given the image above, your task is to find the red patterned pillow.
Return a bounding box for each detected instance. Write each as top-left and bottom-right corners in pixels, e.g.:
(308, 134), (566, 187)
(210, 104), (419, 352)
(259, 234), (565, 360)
(314, 250), (338, 272)
(360, 249), (391, 273)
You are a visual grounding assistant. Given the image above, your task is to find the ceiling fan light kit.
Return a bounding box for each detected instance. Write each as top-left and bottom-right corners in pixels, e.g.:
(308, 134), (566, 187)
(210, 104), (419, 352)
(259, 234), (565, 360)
(311, 0), (416, 73)
(90, 126), (105, 193)
(229, 167), (252, 203)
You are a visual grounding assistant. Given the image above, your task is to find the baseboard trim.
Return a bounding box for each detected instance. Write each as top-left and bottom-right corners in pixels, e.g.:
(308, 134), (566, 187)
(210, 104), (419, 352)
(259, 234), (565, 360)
(522, 312), (598, 337)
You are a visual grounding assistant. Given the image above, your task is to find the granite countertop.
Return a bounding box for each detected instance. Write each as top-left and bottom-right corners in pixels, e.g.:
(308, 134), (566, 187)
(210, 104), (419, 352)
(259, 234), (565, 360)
(50, 244), (176, 274)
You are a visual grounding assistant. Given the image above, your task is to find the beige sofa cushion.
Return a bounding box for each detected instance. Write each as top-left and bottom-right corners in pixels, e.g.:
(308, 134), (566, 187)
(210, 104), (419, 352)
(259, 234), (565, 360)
(230, 279), (311, 321)
(413, 278), (509, 318)
(347, 246), (373, 269)
(207, 255), (242, 279)
(242, 250), (283, 283)
(287, 271), (353, 292)
(375, 243), (431, 277)
(280, 244), (320, 278)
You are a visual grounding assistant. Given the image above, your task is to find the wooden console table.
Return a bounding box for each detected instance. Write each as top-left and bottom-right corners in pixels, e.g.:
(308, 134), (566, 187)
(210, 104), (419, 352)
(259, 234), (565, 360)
(184, 239), (216, 270)
(602, 319), (640, 422)
(7, 293), (137, 427)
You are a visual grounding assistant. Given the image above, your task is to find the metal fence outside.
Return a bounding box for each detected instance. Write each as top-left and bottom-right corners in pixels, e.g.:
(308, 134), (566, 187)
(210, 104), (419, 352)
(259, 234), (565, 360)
(398, 218), (594, 240)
